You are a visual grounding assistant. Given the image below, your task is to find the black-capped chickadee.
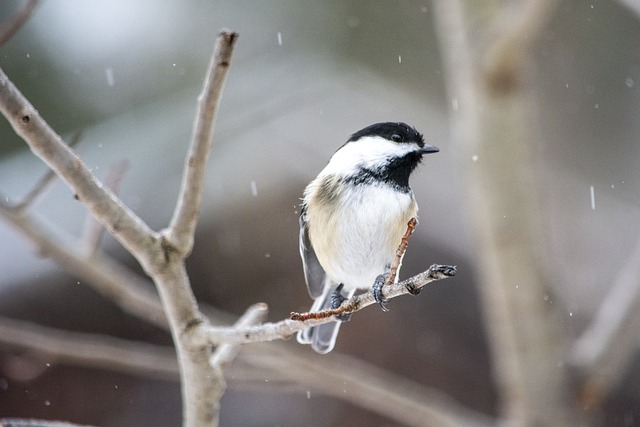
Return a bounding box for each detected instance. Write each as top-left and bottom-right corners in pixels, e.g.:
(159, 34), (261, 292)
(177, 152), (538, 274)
(297, 122), (439, 354)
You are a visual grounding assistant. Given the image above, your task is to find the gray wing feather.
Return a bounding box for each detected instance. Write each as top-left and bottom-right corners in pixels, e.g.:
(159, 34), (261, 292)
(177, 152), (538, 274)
(296, 282), (341, 354)
(299, 206), (326, 299)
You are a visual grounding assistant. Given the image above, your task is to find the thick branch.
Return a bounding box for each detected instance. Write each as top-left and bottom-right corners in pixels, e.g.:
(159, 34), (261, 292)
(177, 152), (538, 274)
(433, 0), (572, 424)
(165, 30), (238, 256)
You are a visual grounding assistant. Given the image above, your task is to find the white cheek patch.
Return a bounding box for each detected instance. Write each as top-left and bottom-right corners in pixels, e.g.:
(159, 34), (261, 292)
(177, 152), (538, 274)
(319, 136), (419, 178)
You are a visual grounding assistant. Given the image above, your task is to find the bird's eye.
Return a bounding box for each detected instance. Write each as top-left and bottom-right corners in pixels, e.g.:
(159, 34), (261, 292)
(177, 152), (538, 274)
(391, 134), (402, 142)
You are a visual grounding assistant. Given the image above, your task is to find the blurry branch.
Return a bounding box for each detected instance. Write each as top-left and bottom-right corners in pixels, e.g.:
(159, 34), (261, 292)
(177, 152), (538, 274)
(616, 0), (640, 19)
(0, 420), (96, 427)
(82, 159), (130, 257)
(13, 132), (83, 213)
(244, 349), (494, 427)
(0, 200), (168, 329)
(570, 233), (640, 405)
(482, 0), (558, 95)
(0, 0), (41, 46)
(0, 315), (178, 381)
(0, 307), (490, 427)
(0, 69), (157, 262)
(433, 0), (573, 425)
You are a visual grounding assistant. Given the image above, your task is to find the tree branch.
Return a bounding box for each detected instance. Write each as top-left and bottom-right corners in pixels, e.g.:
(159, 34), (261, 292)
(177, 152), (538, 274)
(0, 315), (178, 381)
(210, 303), (268, 372)
(0, 200), (168, 328)
(13, 131), (83, 213)
(242, 348), (494, 427)
(570, 233), (640, 405)
(0, 421), (96, 427)
(202, 265), (456, 346)
(0, 67), (160, 268)
(433, 0), (572, 424)
(0, 0), (41, 47)
(165, 30), (239, 256)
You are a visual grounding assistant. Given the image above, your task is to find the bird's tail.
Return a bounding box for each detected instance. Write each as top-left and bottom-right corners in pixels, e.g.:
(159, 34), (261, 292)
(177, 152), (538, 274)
(296, 283), (354, 354)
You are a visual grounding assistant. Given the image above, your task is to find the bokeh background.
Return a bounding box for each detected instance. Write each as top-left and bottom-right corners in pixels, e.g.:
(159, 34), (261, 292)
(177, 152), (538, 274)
(0, 1), (639, 426)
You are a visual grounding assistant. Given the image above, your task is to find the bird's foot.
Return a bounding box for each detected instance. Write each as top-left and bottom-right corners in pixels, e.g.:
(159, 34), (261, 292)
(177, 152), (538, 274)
(372, 273), (390, 312)
(331, 284), (351, 321)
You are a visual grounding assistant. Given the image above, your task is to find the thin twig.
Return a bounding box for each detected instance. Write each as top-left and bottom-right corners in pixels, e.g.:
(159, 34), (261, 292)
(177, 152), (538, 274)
(0, 0), (41, 47)
(82, 159), (130, 257)
(165, 30), (239, 256)
(387, 217), (417, 286)
(199, 265), (456, 345)
(13, 131), (83, 213)
(210, 303), (268, 372)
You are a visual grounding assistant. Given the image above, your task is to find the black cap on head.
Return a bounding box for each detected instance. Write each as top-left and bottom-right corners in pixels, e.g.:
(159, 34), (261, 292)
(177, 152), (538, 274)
(347, 122), (425, 146)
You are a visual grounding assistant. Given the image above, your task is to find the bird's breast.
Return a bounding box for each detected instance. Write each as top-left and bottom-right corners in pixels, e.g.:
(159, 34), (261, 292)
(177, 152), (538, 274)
(305, 180), (418, 291)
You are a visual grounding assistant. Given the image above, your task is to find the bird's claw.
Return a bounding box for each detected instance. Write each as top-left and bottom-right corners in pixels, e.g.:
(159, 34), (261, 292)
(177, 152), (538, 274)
(331, 284), (351, 321)
(372, 274), (389, 312)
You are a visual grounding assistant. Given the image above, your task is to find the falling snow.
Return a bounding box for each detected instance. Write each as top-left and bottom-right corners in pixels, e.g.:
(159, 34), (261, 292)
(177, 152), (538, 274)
(105, 67), (115, 87)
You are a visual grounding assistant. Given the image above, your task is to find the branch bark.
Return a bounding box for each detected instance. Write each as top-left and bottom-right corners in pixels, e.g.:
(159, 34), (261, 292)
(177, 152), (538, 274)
(0, 67), (160, 269)
(433, 0), (573, 425)
(0, 30), (239, 427)
(202, 265), (456, 346)
(165, 31), (239, 256)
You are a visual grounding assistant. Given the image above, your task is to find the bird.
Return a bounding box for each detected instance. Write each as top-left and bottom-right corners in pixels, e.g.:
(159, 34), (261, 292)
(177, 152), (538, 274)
(296, 122), (439, 353)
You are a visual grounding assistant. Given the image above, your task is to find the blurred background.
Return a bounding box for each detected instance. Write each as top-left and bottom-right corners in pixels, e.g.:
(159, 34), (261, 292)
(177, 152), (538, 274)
(0, 1), (639, 426)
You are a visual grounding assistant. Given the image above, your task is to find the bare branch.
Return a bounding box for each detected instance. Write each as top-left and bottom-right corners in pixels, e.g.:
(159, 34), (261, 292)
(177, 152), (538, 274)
(13, 132), (83, 213)
(570, 234), (640, 403)
(0, 420), (96, 427)
(616, 0), (640, 19)
(0, 315), (178, 381)
(165, 30), (239, 256)
(433, 0), (572, 424)
(0, 200), (167, 329)
(242, 348), (494, 427)
(202, 265), (456, 346)
(210, 303), (267, 372)
(0, 67), (159, 266)
(82, 159), (130, 257)
(0, 0), (41, 47)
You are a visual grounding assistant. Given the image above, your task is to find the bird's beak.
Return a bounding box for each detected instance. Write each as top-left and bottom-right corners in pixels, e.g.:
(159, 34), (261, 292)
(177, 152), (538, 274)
(421, 144), (439, 154)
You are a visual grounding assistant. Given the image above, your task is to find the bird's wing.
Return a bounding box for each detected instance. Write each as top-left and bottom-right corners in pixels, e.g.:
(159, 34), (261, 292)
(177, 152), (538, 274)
(299, 206), (326, 299)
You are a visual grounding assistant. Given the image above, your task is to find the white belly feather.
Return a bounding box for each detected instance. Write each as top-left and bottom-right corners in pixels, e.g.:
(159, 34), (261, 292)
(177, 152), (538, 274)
(306, 183), (418, 292)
